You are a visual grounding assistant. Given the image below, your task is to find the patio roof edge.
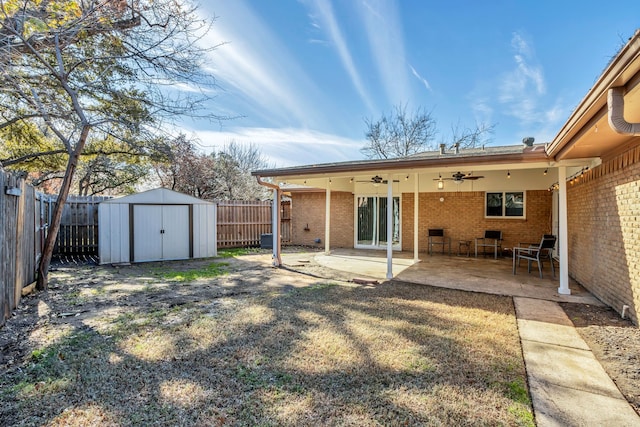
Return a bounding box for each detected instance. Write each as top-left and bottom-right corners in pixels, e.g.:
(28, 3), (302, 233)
(252, 149), (549, 179)
(546, 29), (640, 160)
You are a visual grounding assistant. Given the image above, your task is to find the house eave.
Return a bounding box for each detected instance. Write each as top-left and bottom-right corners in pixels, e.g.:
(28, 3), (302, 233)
(252, 147), (549, 179)
(546, 29), (640, 161)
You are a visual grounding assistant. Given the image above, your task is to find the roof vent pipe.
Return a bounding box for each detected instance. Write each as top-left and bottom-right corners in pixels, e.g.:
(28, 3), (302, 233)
(608, 87), (640, 135)
(522, 137), (535, 146)
(454, 142), (460, 154)
(439, 143), (446, 155)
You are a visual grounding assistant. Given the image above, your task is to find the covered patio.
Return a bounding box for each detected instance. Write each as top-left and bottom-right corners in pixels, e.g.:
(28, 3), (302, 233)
(256, 145), (587, 297)
(282, 248), (601, 305)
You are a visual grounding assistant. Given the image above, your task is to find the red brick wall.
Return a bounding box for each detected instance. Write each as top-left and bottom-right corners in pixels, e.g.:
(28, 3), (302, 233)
(567, 145), (640, 325)
(401, 190), (552, 254)
(291, 189), (551, 253)
(289, 191), (354, 248)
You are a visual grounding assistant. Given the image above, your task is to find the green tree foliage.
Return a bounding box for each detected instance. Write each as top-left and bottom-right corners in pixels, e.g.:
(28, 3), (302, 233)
(0, 0), (222, 289)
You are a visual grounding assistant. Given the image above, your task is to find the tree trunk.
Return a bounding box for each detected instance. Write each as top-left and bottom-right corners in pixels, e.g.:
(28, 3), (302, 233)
(36, 126), (90, 290)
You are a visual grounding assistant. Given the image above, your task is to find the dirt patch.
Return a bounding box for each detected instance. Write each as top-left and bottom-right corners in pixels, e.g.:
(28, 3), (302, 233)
(561, 302), (640, 415)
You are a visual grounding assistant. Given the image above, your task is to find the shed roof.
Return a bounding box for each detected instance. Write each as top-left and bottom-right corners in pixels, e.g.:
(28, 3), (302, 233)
(100, 188), (213, 205)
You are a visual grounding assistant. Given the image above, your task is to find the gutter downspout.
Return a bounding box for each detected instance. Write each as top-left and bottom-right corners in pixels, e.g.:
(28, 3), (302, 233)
(255, 176), (282, 267)
(608, 87), (640, 135)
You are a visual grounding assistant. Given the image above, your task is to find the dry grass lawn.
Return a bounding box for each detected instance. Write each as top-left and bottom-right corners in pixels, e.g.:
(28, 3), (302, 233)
(0, 252), (533, 426)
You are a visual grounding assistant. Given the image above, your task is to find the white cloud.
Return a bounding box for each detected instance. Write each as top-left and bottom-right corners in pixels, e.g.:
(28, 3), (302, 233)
(198, 2), (326, 128)
(410, 64), (432, 92)
(357, 0), (410, 107)
(470, 97), (493, 122)
(499, 32), (549, 124)
(187, 126), (366, 167)
(306, 0), (376, 113)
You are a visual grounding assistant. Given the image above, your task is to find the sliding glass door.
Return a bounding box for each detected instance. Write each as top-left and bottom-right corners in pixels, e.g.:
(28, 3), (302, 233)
(356, 196), (400, 249)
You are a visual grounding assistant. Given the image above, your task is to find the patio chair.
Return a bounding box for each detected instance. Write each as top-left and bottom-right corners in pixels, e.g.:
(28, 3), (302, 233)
(475, 230), (503, 259)
(512, 235), (557, 278)
(428, 228), (451, 255)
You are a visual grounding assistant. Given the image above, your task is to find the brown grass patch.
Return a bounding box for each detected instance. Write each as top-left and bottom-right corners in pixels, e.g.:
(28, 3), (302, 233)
(0, 257), (533, 426)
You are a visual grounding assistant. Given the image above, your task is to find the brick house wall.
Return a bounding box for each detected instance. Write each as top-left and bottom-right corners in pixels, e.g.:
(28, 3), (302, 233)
(401, 190), (552, 254)
(290, 189), (552, 254)
(289, 191), (354, 248)
(567, 145), (640, 325)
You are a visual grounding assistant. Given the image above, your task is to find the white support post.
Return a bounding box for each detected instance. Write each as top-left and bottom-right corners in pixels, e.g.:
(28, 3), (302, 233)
(413, 173), (419, 263)
(386, 174), (393, 279)
(325, 183), (331, 255)
(272, 188), (282, 267)
(558, 166), (571, 295)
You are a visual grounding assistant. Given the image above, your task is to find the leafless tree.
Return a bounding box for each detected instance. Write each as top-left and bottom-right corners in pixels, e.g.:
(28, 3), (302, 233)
(154, 138), (271, 201)
(362, 104), (494, 159)
(443, 121), (495, 150)
(153, 134), (218, 200)
(361, 104), (437, 159)
(213, 141), (271, 201)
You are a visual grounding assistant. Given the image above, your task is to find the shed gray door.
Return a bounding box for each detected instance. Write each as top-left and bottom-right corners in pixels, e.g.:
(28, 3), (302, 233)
(133, 205), (190, 262)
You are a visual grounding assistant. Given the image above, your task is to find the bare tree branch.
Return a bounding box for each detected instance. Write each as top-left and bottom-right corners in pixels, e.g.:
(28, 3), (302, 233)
(362, 104), (495, 159)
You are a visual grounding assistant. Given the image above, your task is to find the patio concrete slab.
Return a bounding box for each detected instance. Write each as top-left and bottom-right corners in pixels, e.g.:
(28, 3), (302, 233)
(313, 251), (415, 280)
(306, 249), (602, 305)
(394, 254), (602, 304)
(515, 298), (640, 427)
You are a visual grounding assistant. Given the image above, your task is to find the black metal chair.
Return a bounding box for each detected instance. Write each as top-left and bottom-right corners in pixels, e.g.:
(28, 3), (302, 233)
(428, 228), (451, 255)
(512, 235), (557, 278)
(475, 230), (503, 259)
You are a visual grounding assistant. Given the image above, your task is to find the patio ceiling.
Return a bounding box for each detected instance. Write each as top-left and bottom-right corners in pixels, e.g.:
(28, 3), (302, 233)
(252, 144), (591, 192)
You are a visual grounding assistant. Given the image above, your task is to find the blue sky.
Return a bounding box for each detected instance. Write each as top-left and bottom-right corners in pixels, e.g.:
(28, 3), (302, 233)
(185, 1), (639, 167)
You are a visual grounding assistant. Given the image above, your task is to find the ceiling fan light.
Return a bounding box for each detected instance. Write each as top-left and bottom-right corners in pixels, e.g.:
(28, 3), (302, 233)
(437, 180), (444, 190)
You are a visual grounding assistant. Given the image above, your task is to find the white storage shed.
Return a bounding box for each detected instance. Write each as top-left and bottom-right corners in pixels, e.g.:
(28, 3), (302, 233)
(98, 188), (217, 264)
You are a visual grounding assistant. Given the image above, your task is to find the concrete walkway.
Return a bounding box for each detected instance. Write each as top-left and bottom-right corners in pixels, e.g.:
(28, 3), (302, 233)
(284, 250), (640, 426)
(515, 298), (640, 426)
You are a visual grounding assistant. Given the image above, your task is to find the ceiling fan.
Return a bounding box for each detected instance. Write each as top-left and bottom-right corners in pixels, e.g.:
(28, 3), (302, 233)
(434, 172), (485, 184)
(356, 175), (400, 185)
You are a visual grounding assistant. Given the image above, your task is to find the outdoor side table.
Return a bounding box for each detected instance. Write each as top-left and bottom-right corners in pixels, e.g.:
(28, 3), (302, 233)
(458, 240), (471, 257)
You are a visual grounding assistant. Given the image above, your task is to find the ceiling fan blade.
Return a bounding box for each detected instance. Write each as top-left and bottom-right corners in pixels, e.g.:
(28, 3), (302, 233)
(464, 176), (484, 180)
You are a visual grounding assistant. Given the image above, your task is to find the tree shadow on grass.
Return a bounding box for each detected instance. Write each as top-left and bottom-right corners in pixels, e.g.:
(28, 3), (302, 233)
(0, 259), (534, 426)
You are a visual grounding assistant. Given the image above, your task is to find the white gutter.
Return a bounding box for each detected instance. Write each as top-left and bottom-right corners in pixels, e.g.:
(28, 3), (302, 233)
(255, 176), (282, 267)
(608, 87), (640, 135)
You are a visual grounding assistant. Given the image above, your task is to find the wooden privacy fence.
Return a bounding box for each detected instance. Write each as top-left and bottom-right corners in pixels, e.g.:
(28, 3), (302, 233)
(54, 195), (110, 255)
(0, 170), (40, 327)
(0, 177), (106, 326)
(216, 200), (291, 248)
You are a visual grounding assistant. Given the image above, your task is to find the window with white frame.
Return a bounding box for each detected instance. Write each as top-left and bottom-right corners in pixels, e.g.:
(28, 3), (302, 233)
(485, 191), (525, 218)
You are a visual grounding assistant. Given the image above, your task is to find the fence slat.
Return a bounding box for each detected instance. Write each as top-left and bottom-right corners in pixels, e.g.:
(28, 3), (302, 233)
(0, 169), (39, 327)
(215, 200), (290, 248)
(52, 195), (109, 255)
